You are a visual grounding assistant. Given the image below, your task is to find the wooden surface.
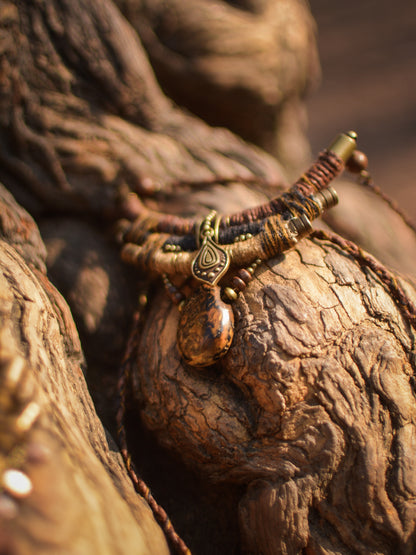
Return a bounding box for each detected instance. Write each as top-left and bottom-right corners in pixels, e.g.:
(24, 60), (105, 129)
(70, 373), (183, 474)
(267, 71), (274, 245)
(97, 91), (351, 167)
(1, 1), (416, 554)
(307, 0), (416, 220)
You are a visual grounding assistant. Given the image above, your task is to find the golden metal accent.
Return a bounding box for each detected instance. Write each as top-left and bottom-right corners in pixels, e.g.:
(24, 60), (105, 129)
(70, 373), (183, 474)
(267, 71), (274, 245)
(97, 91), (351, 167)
(15, 401), (40, 433)
(192, 212), (230, 286)
(328, 131), (357, 163)
(311, 187), (339, 212)
(2, 469), (33, 498)
(224, 287), (238, 301)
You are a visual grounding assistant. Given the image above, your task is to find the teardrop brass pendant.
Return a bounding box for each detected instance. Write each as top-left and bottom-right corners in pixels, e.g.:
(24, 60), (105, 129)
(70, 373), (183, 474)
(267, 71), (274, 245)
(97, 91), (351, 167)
(192, 235), (229, 285)
(177, 284), (234, 367)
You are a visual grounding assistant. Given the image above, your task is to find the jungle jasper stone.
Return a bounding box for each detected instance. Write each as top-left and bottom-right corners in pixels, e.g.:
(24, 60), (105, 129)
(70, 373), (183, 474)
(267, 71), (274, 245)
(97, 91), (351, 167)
(177, 284), (234, 367)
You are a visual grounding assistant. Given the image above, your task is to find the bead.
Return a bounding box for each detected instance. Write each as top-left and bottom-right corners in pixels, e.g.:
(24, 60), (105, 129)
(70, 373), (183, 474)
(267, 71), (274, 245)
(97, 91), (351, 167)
(224, 287), (238, 301)
(2, 470), (32, 498)
(346, 150), (369, 174)
(163, 275), (184, 305)
(174, 292), (185, 304)
(237, 268), (252, 284)
(0, 494), (18, 519)
(5, 357), (24, 388)
(231, 276), (246, 292)
(138, 293), (148, 307)
(15, 402), (40, 433)
(177, 285), (234, 367)
(26, 442), (52, 464)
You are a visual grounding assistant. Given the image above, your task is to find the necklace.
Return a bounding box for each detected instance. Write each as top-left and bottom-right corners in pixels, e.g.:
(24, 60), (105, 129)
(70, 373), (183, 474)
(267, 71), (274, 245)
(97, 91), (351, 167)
(119, 131), (365, 367)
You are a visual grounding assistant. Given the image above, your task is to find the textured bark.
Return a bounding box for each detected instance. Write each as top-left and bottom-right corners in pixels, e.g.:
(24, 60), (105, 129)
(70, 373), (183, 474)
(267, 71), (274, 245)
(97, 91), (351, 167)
(0, 189), (169, 554)
(1, 1), (416, 554)
(114, 0), (319, 171)
(135, 238), (416, 554)
(0, 0), (284, 219)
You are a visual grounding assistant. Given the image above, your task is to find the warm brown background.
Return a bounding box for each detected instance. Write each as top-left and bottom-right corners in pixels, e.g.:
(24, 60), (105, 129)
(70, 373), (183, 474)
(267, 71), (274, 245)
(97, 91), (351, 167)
(307, 0), (416, 220)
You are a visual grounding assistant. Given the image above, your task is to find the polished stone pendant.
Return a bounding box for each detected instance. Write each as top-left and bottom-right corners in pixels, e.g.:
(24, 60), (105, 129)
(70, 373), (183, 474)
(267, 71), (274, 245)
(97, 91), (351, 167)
(177, 284), (234, 367)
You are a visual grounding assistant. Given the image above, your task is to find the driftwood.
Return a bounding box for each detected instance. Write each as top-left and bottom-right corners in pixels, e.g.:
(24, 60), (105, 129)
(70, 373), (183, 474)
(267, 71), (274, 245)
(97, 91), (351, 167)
(114, 0), (320, 170)
(1, 1), (416, 554)
(0, 184), (169, 554)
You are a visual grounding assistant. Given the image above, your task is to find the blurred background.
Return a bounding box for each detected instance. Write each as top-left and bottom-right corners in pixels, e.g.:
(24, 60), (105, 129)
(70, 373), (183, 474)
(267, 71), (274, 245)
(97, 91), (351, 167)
(307, 0), (416, 220)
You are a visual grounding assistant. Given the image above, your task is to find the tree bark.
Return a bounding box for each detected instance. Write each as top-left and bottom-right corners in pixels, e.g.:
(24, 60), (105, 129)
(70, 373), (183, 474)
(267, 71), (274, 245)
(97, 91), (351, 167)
(135, 236), (416, 554)
(1, 1), (416, 554)
(0, 185), (169, 554)
(114, 0), (320, 171)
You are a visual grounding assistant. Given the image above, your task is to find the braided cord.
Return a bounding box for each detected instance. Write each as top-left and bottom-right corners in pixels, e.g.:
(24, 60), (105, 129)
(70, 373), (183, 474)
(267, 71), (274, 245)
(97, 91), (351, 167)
(359, 171), (416, 236)
(120, 150), (344, 246)
(116, 311), (191, 555)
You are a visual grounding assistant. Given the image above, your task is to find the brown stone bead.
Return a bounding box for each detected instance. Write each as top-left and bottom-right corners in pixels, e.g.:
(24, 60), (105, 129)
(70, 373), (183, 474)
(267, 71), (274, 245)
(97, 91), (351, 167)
(231, 276), (247, 292)
(346, 150), (369, 174)
(173, 291), (185, 304)
(177, 284), (234, 367)
(237, 268), (252, 284)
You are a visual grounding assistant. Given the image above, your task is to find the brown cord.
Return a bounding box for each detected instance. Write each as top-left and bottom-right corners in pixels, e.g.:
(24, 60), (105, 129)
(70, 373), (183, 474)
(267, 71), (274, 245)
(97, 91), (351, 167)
(225, 151), (343, 226)
(359, 170), (416, 236)
(116, 311), (191, 555)
(311, 228), (416, 329)
(120, 151), (344, 245)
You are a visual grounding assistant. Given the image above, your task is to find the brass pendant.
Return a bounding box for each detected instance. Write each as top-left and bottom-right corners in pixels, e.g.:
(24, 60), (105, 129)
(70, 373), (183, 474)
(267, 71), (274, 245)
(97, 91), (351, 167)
(192, 233), (229, 286)
(177, 284), (234, 367)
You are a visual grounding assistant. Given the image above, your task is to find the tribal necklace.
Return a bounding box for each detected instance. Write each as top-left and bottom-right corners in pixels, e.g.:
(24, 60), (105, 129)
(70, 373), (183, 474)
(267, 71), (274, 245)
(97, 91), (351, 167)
(116, 131), (416, 555)
(118, 131), (367, 367)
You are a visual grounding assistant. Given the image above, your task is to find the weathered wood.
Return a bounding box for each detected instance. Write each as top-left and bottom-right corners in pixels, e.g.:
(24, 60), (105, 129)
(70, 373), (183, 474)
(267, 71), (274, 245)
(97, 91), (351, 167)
(0, 189), (169, 554)
(135, 237), (416, 554)
(0, 0), (285, 219)
(324, 180), (416, 278)
(1, 0), (416, 554)
(115, 0), (320, 170)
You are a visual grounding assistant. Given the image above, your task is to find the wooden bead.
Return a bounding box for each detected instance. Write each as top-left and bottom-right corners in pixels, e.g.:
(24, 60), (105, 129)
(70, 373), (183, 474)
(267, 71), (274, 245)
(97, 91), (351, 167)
(231, 276), (246, 292)
(237, 268), (252, 284)
(173, 292), (185, 304)
(346, 150), (369, 174)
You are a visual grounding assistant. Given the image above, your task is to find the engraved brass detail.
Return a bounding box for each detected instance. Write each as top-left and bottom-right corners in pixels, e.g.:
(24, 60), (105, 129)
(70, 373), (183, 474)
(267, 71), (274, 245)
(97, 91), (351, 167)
(191, 212), (230, 285)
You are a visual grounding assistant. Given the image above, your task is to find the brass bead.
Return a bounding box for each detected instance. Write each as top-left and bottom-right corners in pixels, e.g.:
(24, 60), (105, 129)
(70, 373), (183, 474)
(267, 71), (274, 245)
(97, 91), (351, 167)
(224, 287), (238, 301)
(328, 131), (357, 162)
